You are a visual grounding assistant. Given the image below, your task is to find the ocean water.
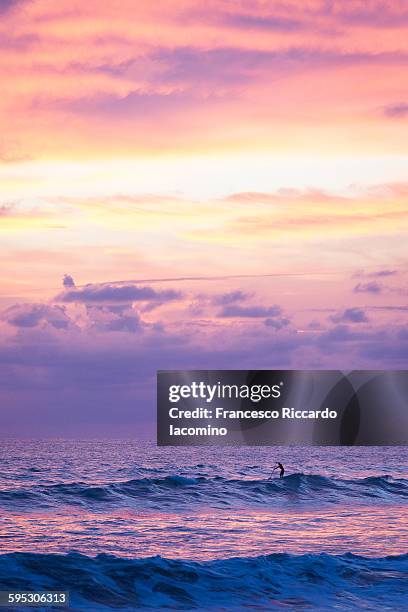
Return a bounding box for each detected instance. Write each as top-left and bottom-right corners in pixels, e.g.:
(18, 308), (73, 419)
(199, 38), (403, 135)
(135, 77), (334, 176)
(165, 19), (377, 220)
(0, 441), (407, 610)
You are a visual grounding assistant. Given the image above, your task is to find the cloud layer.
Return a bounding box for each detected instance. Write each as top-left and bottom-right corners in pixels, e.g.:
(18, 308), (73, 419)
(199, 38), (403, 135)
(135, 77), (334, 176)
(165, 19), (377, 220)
(0, 2), (407, 436)
(0, 270), (407, 436)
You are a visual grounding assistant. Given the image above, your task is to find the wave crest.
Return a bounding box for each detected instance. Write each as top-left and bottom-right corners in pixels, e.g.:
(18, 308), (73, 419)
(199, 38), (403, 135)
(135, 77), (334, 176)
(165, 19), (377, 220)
(0, 473), (407, 510)
(0, 551), (406, 610)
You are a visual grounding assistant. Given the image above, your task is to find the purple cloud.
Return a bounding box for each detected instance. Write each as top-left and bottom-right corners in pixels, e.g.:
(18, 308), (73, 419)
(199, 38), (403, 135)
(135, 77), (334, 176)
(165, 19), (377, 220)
(1, 293), (407, 436)
(154, 46), (408, 81)
(57, 284), (182, 304)
(85, 303), (161, 333)
(212, 290), (250, 305)
(370, 305), (408, 312)
(360, 339), (408, 362)
(384, 103), (408, 118)
(264, 317), (290, 330)
(48, 46), (408, 120)
(63, 274), (76, 288)
(1, 304), (71, 329)
(331, 308), (369, 324)
(335, 6), (408, 28)
(319, 325), (385, 345)
(319, 325), (358, 343)
(371, 269), (398, 277)
(92, 312), (142, 334)
(354, 282), (382, 295)
(219, 13), (306, 32)
(52, 90), (200, 120)
(0, 307), (305, 436)
(189, 290), (251, 315)
(194, 2), (408, 31)
(0, 0), (25, 14)
(218, 304), (282, 318)
(354, 269), (397, 278)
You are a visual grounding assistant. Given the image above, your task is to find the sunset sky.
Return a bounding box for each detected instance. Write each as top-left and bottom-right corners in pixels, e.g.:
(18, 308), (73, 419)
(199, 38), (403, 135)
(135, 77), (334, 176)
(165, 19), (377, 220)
(1, 0), (407, 436)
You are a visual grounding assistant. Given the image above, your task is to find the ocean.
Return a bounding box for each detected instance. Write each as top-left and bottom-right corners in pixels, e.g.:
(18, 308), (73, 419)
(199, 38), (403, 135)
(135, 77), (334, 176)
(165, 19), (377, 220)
(0, 441), (407, 610)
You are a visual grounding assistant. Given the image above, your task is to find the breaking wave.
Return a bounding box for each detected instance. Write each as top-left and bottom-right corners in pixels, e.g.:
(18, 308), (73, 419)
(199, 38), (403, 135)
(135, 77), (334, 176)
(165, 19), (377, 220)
(0, 473), (407, 510)
(0, 551), (406, 610)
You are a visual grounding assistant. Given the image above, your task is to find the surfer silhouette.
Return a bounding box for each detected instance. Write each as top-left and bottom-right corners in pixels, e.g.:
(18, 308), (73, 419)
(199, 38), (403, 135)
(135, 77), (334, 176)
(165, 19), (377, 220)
(272, 462), (285, 479)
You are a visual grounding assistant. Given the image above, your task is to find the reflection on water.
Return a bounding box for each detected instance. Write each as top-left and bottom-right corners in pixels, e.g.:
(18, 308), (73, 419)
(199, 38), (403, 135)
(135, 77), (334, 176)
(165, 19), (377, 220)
(1, 505), (407, 560)
(1, 442), (407, 611)
(1, 441), (408, 486)
(1, 441), (407, 562)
